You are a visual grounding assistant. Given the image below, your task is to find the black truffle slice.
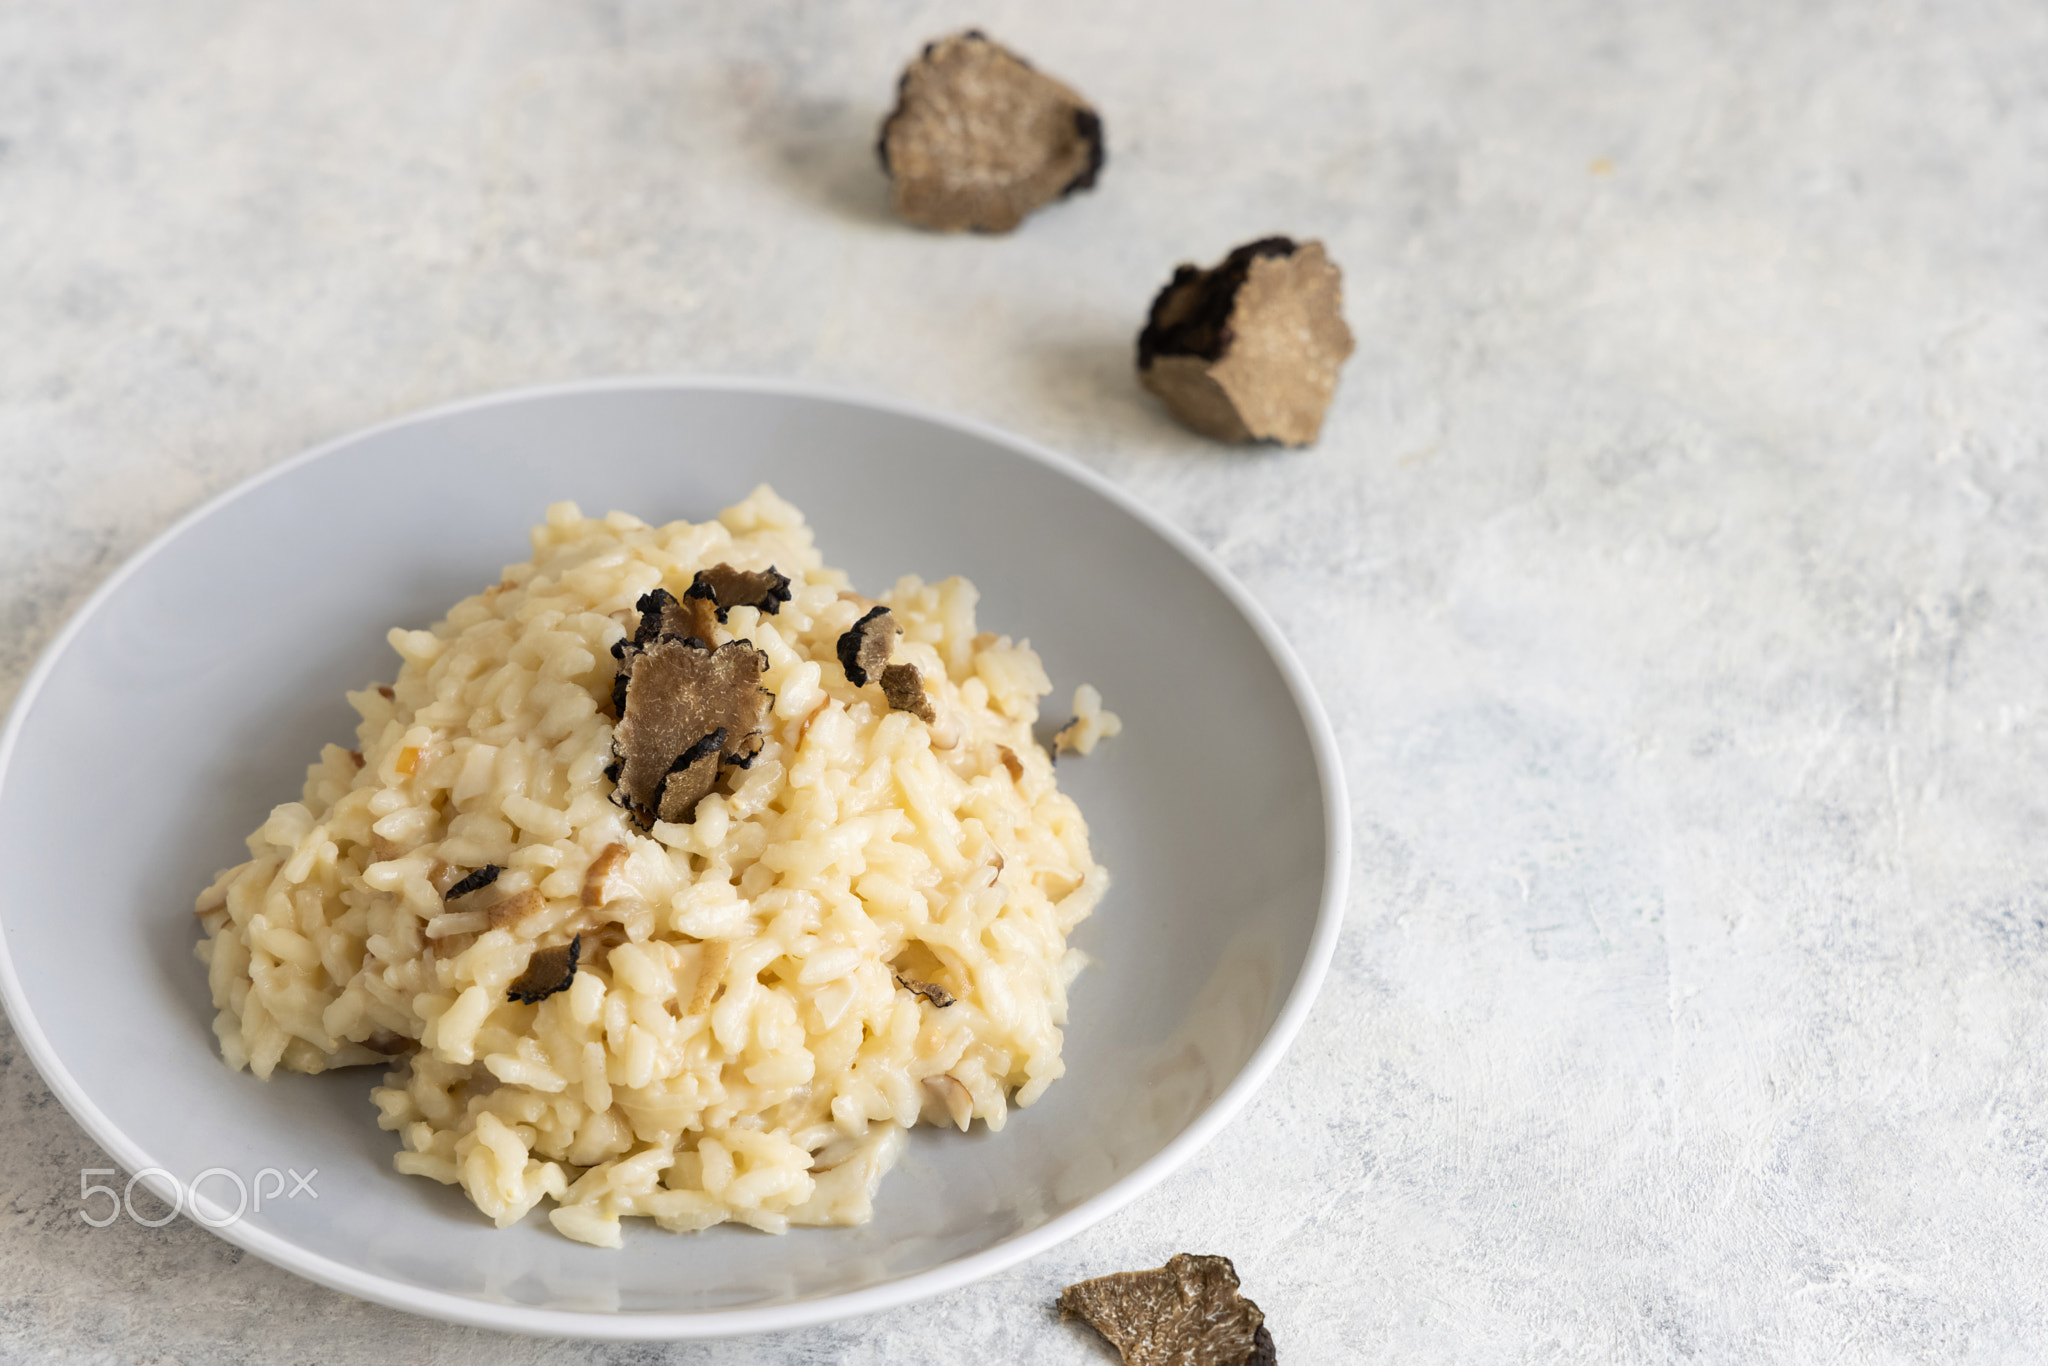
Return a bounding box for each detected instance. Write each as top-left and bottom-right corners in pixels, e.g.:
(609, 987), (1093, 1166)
(895, 975), (956, 1008)
(685, 563), (793, 621)
(1057, 1254), (1270, 1366)
(627, 587), (694, 648)
(444, 864), (502, 902)
(1137, 237), (1354, 447)
(656, 726), (727, 827)
(837, 606), (900, 687)
(879, 662), (937, 724)
(610, 637), (771, 828)
(877, 30), (1103, 233)
(613, 591), (709, 695)
(507, 937), (581, 1004)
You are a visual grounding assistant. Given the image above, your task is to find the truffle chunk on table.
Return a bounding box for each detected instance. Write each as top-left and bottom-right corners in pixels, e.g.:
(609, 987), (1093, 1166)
(878, 30), (1104, 233)
(1137, 236), (1354, 447)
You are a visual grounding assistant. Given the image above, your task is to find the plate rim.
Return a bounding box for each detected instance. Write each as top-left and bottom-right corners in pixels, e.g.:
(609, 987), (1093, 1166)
(0, 375), (1350, 1340)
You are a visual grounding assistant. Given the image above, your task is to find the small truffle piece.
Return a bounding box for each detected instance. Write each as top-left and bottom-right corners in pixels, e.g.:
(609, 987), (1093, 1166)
(1137, 237), (1354, 447)
(837, 606), (899, 687)
(685, 563), (793, 621)
(879, 662), (938, 724)
(997, 745), (1024, 782)
(896, 975), (956, 1008)
(507, 937), (582, 1004)
(444, 865), (502, 902)
(1058, 1254), (1270, 1366)
(878, 30), (1104, 233)
(610, 635), (771, 828)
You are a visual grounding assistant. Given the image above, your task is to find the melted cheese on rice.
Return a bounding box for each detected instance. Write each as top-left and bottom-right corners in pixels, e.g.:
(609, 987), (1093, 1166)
(193, 487), (1106, 1245)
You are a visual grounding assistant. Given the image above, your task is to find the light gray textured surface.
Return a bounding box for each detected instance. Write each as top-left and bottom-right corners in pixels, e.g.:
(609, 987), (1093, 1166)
(2, 0), (2045, 1360)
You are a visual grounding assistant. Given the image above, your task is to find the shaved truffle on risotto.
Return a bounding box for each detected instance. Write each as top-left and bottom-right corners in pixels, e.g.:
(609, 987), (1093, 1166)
(193, 487), (1109, 1246)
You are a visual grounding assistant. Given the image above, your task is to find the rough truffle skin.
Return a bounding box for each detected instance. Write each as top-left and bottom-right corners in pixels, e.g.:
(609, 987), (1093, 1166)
(877, 31), (1104, 233)
(1137, 238), (1355, 447)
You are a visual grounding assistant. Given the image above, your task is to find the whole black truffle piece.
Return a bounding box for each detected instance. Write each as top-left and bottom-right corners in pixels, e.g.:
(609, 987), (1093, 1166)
(1137, 237), (1354, 447)
(878, 31), (1103, 233)
(1058, 1253), (1272, 1365)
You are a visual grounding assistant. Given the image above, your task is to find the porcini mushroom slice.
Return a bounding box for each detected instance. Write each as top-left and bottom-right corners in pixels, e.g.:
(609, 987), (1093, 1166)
(581, 842), (629, 908)
(1058, 1253), (1272, 1366)
(687, 940), (732, 1017)
(486, 888), (544, 930)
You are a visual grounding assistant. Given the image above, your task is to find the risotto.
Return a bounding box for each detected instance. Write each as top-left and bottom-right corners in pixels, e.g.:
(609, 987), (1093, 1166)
(193, 487), (1112, 1246)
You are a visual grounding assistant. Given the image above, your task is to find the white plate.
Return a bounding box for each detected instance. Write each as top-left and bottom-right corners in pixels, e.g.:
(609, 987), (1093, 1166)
(0, 378), (1346, 1339)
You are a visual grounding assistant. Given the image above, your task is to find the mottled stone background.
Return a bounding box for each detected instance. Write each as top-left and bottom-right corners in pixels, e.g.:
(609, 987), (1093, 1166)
(4, 0), (2047, 1360)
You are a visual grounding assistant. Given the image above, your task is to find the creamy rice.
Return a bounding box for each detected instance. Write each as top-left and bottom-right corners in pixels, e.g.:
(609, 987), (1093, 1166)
(194, 487), (1109, 1245)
